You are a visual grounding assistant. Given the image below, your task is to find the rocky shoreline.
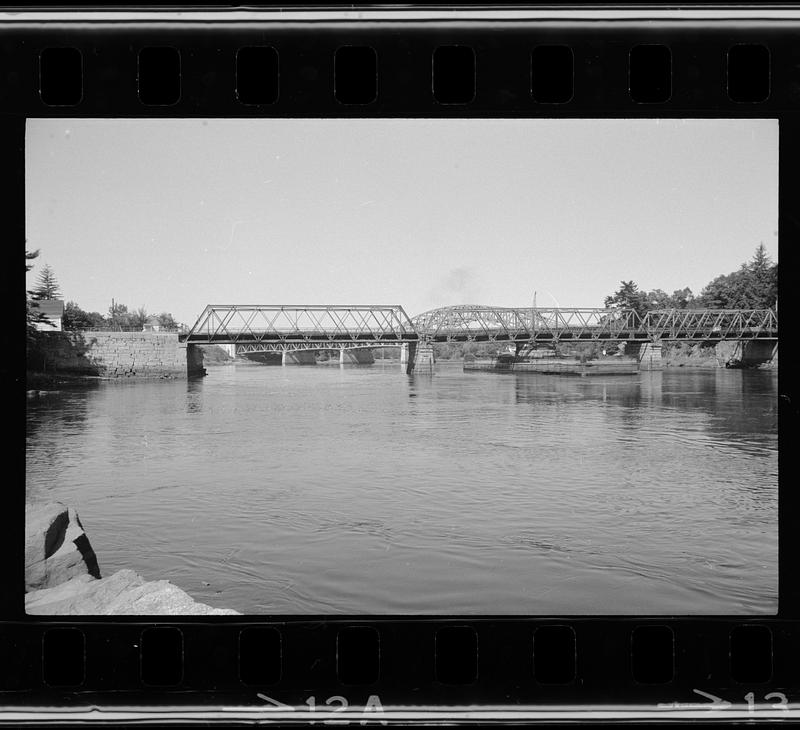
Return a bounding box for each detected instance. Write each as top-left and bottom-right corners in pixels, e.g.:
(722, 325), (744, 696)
(25, 501), (240, 615)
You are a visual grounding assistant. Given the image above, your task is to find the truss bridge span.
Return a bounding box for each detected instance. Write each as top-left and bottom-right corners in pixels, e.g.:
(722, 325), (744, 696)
(181, 304), (778, 374)
(410, 305), (778, 343)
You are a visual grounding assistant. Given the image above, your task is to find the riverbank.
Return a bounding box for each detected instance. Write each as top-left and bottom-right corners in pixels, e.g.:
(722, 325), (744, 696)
(661, 341), (777, 369)
(25, 501), (240, 615)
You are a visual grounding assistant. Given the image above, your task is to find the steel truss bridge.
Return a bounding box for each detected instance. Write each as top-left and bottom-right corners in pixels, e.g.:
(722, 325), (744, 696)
(181, 304), (778, 350)
(181, 305), (418, 351)
(410, 306), (778, 343)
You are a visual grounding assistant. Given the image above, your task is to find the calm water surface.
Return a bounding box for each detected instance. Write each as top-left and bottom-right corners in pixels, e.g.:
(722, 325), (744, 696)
(26, 362), (778, 614)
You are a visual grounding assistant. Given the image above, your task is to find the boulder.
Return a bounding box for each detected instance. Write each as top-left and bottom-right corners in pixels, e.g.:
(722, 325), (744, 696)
(25, 502), (101, 591)
(25, 569), (240, 615)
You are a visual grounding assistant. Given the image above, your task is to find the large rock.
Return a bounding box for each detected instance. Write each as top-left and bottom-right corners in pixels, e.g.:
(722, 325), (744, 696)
(25, 569), (240, 615)
(25, 502), (101, 591)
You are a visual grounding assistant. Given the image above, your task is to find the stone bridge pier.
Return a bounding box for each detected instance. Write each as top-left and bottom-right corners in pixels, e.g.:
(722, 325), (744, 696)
(406, 340), (434, 374)
(624, 341), (663, 370)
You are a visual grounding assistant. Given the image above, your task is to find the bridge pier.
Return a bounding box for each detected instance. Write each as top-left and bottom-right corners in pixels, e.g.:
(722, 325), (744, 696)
(623, 341), (663, 370)
(400, 343), (409, 366)
(186, 344), (206, 377)
(407, 340), (434, 374)
(638, 341), (663, 370)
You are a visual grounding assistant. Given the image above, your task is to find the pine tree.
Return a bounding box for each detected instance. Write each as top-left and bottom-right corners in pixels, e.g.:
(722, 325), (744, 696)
(604, 280), (648, 317)
(32, 264), (61, 300)
(25, 249), (48, 343)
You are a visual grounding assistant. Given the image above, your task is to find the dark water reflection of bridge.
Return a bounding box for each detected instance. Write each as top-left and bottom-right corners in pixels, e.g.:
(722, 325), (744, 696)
(510, 368), (777, 440)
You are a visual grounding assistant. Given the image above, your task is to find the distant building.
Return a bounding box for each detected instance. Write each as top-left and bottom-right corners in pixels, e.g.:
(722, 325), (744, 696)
(143, 316), (162, 332)
(33, 299), (64, 331)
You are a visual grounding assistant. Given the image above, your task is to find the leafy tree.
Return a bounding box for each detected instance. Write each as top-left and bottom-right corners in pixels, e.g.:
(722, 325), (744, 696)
(131, 306), (149, 330)
(63, 301), (105, 331)
(669, 287), (695, 309)
(644, 288), (671, 309)
(108, 301), (132, 329)
(640, 287), (695, 310)
(156, 312), (178, 330)
(31, 263), (61, 300)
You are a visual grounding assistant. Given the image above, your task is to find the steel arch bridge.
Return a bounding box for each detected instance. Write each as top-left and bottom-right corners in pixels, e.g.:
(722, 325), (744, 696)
(410, 305), (778, 342)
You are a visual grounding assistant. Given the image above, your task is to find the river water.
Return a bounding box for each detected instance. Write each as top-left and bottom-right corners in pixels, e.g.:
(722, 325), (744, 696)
(26, 362), (778, 615)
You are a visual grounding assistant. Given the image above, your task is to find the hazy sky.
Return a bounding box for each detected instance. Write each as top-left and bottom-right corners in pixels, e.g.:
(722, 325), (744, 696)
(26, 118), (777, 327)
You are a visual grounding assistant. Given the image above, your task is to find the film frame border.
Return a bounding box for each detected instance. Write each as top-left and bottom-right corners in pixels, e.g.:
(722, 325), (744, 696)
(3, 5), (798, 725)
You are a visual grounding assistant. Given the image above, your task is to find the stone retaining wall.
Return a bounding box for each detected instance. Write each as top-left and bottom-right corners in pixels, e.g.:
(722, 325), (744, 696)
(33, 331), (191, 378)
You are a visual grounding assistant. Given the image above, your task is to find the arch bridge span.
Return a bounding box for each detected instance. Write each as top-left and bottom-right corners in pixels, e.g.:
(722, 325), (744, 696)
(411, 305), (778, 342)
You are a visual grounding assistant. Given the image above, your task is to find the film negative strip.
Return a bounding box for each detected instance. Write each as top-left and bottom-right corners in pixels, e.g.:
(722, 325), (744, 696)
(4, 5), (799, 726)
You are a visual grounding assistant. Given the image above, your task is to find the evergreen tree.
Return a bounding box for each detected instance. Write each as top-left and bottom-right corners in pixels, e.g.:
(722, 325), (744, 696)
(26, 250), (49, 339)
(31, 263), (61, 300)
(698, 245), (777, 309)
(604, 280), (648, 317)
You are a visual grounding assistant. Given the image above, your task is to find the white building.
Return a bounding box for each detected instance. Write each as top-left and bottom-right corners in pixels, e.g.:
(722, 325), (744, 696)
(33, 299), (64, 331)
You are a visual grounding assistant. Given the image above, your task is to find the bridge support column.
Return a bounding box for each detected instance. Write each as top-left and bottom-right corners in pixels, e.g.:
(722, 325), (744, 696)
(637, 341), (663, 370)
(339, 347), (345, 366)
(400, 343), (409, 366)
(405, 342), (417, 374)
(408, 340), (434, 374)
(281, 349), (287, 367)
(186, 344), (206, 378)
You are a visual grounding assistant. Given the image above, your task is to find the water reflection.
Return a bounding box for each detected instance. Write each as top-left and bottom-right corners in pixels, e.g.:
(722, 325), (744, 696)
(185, 378), (205, 414)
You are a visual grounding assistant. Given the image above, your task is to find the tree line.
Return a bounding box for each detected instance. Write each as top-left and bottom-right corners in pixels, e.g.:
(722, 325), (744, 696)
(603, 244), (777, 317)
(26, 250), (184, 333)
(26, 243), (777, 340)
